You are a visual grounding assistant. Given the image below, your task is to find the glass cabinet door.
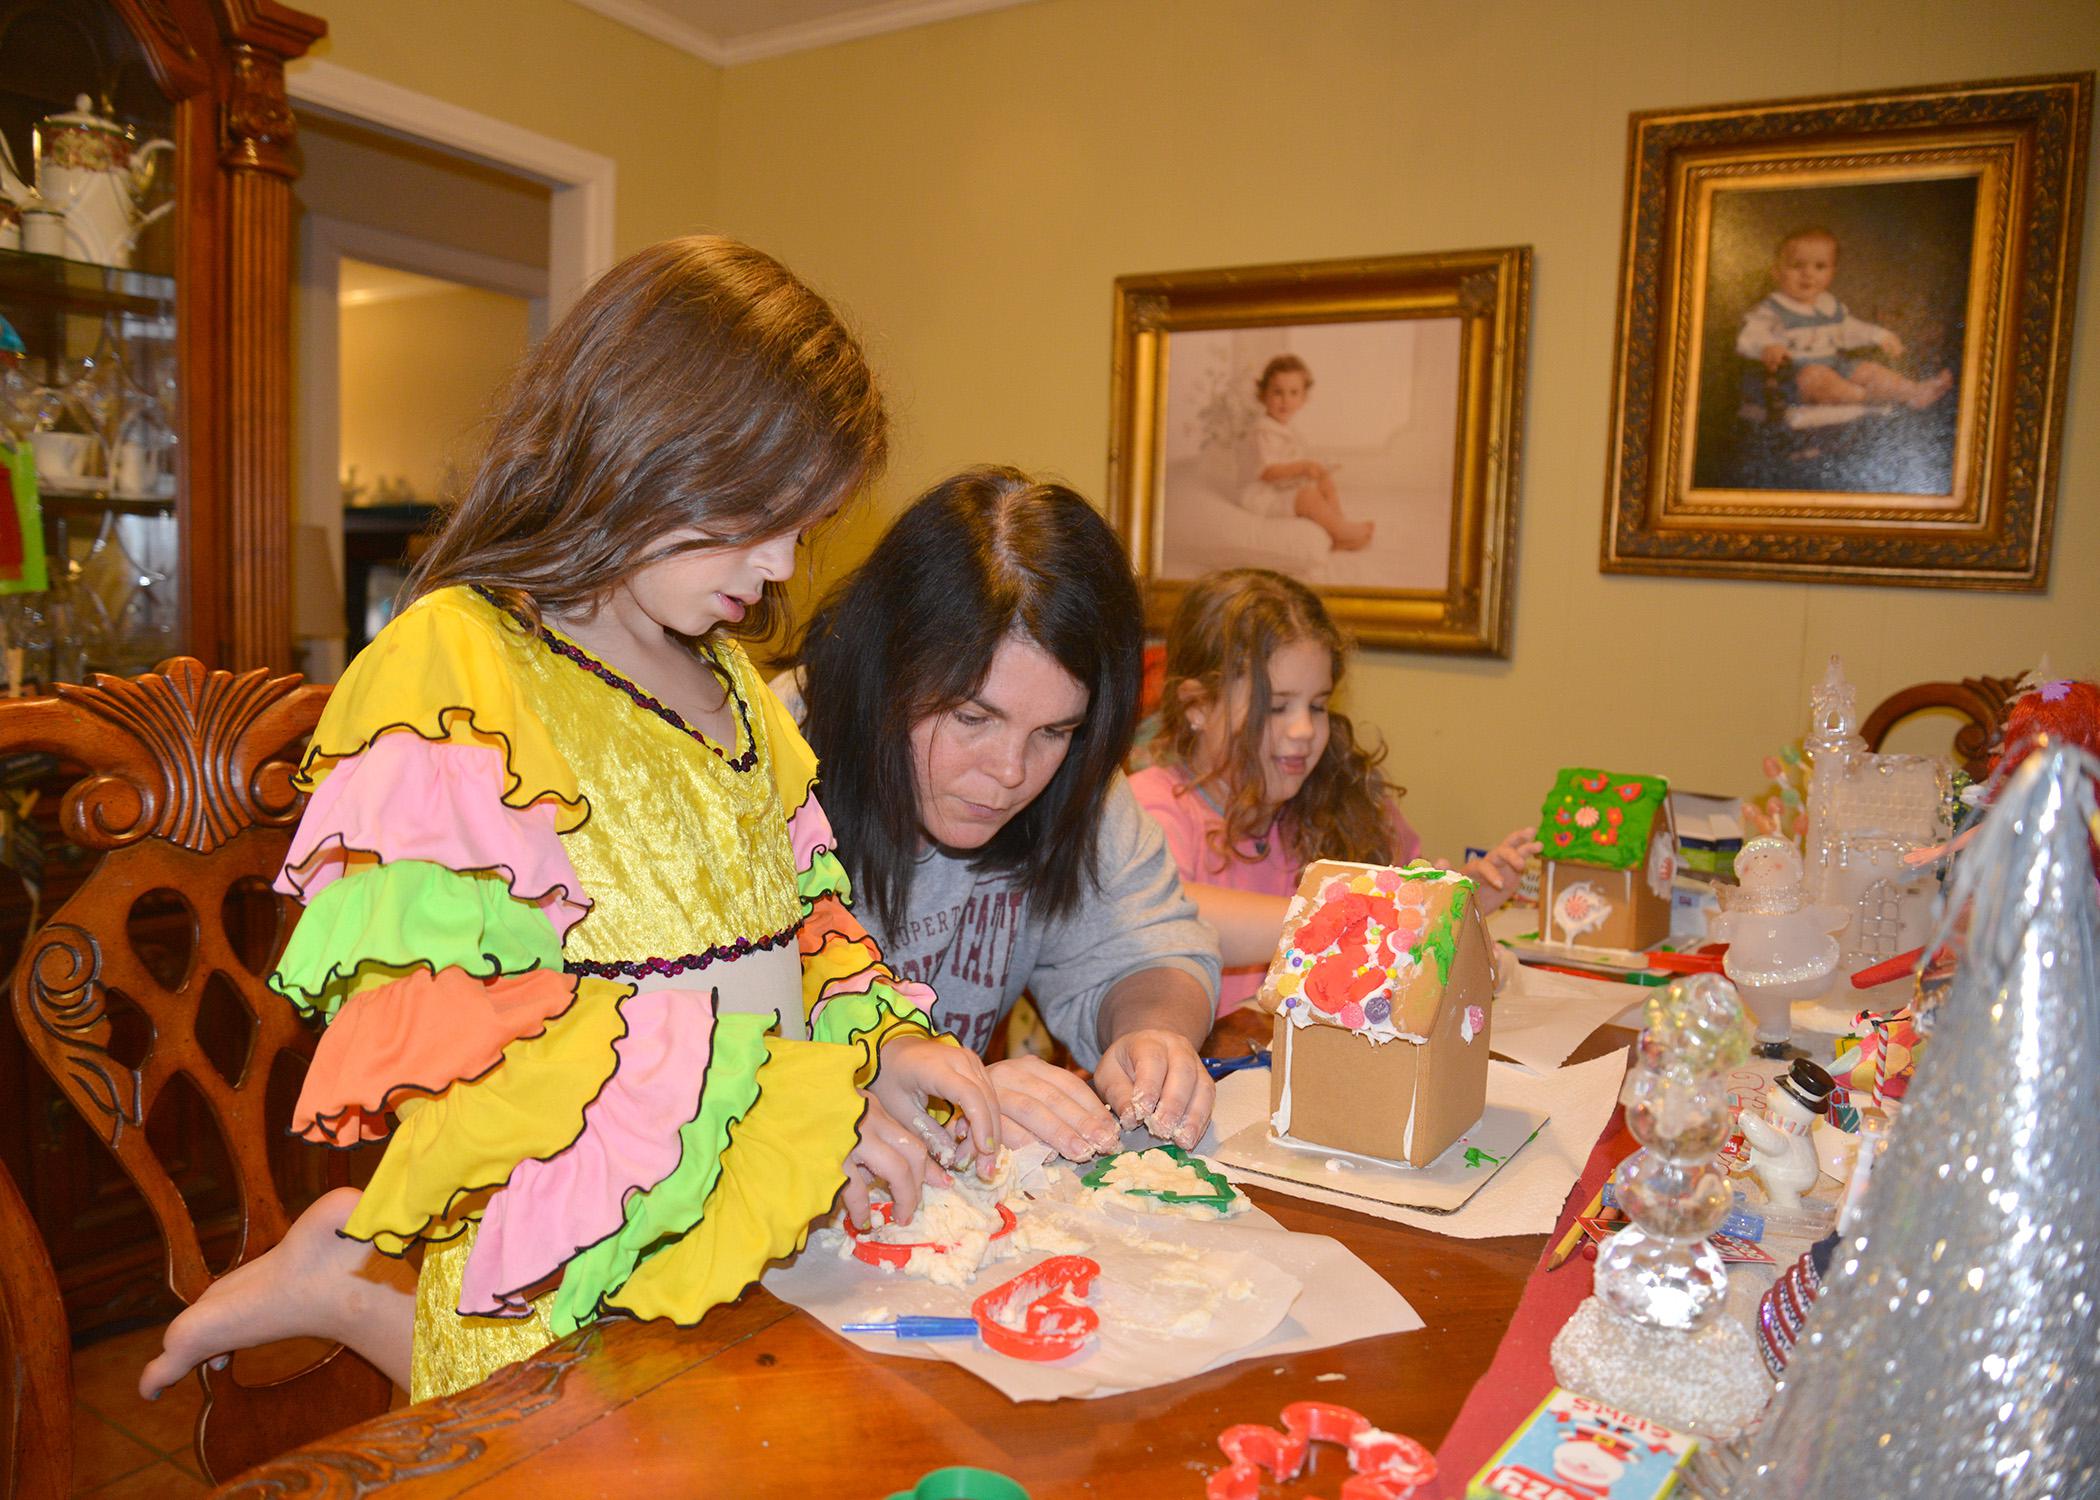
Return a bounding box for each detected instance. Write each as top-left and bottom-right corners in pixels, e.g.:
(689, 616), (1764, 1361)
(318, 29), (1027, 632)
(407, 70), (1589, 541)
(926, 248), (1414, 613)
(0, 0), (180, 691)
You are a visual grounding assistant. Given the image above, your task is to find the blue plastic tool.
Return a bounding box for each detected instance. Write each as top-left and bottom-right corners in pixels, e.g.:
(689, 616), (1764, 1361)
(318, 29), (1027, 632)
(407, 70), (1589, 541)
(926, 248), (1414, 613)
(839, 1316), (980, 1339)
(1202, 1050), (1271, 1081)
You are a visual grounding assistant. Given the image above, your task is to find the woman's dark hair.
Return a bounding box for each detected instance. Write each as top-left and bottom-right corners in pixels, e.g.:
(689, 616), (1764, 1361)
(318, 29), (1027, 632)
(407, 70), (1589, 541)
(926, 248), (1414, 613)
(1149, 568), (1400, 868)
(798, 467), (1144, 931)
(406, 235), (886, 646)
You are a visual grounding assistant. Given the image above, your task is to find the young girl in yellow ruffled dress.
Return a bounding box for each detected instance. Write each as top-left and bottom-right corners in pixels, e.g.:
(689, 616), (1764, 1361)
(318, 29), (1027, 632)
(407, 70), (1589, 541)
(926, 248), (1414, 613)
(138, 237), (999, 1404)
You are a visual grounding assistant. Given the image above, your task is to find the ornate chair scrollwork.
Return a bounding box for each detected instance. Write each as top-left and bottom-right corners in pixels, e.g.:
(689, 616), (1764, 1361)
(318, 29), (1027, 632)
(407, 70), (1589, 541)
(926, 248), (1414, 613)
(1861, 673), (2023, 782)
(0, 660), (391, 1488)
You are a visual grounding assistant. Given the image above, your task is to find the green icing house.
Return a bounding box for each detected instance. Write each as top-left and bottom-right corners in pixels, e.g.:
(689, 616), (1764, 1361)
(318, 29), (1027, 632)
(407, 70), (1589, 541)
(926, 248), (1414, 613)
(1537, 768), (1676, 950)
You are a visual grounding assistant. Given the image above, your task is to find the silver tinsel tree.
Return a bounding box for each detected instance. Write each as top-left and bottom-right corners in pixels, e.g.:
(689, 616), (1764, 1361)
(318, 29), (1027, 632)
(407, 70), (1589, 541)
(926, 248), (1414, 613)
(1718, 745), (2099, 1496)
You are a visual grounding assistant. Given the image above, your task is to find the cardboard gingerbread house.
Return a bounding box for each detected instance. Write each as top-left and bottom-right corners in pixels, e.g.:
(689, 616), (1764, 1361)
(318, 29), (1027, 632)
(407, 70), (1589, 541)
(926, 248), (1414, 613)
(1258, 861), (1495, 1168)
(1538, 768), (1676, 951)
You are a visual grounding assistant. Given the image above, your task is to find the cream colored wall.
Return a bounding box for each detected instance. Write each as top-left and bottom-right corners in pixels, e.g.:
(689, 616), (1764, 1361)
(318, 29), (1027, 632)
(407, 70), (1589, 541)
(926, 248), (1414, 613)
(296, 0), (722, 254)
(713, 0), (2100, 858)
(339, 283), (531, 503)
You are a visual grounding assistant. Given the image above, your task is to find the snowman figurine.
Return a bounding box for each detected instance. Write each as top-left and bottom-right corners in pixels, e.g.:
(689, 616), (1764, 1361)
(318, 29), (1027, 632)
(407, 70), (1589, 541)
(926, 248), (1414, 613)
(1710, 836), (1851, 1057)
(1739, 1058), (1836, 1213)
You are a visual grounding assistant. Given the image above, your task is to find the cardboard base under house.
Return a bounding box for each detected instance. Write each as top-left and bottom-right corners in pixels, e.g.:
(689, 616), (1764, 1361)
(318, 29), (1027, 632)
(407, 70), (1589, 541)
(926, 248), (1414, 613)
(1214, 1099), (1550, 1214)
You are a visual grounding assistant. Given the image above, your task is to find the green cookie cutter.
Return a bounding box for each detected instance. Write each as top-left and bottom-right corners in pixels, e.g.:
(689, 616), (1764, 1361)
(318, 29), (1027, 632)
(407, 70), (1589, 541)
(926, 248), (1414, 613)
(1081, 1143), (1240, 1211)
(884, 1466), (1029, 1500)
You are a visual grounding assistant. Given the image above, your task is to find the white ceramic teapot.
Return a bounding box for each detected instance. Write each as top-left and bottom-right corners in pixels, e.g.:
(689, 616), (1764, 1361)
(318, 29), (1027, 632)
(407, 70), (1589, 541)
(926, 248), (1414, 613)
(24, 97), (174, 269)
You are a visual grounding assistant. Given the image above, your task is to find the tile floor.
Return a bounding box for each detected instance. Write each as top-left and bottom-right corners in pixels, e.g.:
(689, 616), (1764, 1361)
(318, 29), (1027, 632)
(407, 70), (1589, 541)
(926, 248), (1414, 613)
(66, 1326), (340, 1497)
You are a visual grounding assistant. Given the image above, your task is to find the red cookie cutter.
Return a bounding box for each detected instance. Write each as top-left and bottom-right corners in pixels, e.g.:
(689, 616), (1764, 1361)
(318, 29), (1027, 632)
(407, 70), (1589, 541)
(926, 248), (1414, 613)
(844, 1200), (1018, 1269)
(969, 1255), (1100, 1361)
(1206, 1401), (1436, 1500)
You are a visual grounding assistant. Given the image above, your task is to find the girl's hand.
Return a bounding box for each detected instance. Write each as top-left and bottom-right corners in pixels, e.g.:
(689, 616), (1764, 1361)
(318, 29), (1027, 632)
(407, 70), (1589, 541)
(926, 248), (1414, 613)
(841, 1093), (943, 1231)
(1092, 1029), (1215, 1149)
(870, 1034), (1002, 1178)
(1463, 826), (1542, 915)
(1761, 344), (1789, 372)
(986, 1056), (1121, 1162)
(1879, 330), (1906, 358)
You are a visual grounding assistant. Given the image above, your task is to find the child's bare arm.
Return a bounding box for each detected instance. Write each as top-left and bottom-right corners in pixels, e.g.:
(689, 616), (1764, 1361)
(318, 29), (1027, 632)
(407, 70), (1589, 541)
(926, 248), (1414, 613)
(1182, 880), (1292, 967)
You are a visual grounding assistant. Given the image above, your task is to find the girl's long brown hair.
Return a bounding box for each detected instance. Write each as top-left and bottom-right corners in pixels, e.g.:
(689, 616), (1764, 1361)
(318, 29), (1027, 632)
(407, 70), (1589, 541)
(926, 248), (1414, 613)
(1149, 568), (1400, 871)
(406, 235), (886, 645)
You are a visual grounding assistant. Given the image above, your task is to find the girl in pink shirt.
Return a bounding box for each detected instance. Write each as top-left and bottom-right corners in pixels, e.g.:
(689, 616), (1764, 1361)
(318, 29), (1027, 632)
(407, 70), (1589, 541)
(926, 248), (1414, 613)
(1130, 569), (1537, 1013)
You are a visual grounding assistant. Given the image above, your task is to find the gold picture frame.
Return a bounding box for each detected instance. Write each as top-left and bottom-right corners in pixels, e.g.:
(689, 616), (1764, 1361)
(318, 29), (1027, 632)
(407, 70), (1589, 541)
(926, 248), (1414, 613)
(1601, 73), (2091, 589)
(1107, 247), (1529, 656)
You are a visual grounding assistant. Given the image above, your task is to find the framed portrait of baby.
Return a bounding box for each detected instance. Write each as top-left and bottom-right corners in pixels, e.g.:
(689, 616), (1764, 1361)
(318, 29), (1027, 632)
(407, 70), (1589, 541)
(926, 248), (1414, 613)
(1601, 73), (2091, 589)
(1107, 247), (1529, 655)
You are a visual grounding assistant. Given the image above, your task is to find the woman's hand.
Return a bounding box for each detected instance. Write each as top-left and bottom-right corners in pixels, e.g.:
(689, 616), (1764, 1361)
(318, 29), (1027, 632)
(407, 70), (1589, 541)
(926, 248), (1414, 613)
(870, 1034), (1002, 1178)
(841, 1093), (943, 1231)
(1092, 1028), (1215, 1149)
(1462, 825), (1542, 915)
(986, 1056), (1121, 1161)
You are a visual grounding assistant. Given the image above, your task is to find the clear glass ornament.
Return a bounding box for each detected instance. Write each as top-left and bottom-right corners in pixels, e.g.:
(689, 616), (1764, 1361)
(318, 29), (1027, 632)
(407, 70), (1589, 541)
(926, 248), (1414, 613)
(1594, 974), (1751, 1332)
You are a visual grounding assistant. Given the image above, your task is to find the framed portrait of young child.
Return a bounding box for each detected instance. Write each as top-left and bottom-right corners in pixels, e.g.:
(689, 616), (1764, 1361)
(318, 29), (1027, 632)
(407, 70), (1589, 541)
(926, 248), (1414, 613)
(1107, 247), (1529, 656)
(1601, 73), (2091, 589)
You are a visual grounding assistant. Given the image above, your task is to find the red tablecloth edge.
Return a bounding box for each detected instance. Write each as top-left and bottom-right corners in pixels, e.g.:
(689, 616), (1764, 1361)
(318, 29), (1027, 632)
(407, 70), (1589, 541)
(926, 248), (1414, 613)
(1425, 1106), (1631, 1498)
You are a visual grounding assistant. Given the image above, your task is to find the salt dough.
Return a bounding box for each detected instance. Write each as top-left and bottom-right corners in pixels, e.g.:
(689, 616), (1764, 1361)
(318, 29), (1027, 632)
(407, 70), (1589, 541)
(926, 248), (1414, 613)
(1092, 1148), (1252, 1218)
(835, 1148), (1026, 1286)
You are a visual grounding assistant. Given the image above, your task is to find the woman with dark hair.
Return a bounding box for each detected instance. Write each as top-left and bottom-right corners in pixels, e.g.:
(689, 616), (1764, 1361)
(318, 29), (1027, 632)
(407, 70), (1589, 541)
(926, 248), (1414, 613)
(789, 467), (1221, 1158)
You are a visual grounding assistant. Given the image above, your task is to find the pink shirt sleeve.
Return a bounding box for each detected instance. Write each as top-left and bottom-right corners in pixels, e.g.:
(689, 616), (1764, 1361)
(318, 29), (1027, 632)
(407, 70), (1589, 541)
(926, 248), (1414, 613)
(1130, 765), (1211, 882)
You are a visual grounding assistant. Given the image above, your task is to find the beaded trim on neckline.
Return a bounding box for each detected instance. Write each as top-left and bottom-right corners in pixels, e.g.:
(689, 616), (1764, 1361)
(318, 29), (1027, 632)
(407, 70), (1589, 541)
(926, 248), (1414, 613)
(477, 586), (759, 772)
(564, 922), (798, 980)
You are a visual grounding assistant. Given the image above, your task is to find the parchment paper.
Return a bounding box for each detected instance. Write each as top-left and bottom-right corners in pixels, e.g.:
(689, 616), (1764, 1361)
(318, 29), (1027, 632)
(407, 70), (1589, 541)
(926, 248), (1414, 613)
(762, 1158), (1421, 1401)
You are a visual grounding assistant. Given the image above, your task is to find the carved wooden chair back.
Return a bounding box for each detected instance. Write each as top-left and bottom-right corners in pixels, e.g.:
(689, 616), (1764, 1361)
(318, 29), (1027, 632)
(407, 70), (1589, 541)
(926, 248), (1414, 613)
(0, 1152), (68, 1500)
(0, 659), (390, 1488)
(1861, 673), (2022, 782)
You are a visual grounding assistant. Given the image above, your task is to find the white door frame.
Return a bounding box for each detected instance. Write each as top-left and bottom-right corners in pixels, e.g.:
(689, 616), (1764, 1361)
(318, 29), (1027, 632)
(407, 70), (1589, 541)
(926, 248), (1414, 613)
(287, 59), (617, 318)
(285, 61), (617, 678)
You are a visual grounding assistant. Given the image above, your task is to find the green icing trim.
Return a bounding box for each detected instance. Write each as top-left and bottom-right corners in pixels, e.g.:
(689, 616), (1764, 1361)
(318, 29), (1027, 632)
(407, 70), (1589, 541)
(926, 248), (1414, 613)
(1538, 767), (1668, 870)
(1080, 1143), (1239, 1211)
(272, 861), (564, 1019)
(548, 1010), (774, 1336)
(796, 846), (851, 911)
(1402, 872), (1471, 986)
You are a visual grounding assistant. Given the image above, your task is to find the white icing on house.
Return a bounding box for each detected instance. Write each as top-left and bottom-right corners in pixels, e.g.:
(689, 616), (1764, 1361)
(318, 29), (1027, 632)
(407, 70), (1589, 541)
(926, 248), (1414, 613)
(1550, 879), (1611, 941)
(1266, 864), (1474, 1045)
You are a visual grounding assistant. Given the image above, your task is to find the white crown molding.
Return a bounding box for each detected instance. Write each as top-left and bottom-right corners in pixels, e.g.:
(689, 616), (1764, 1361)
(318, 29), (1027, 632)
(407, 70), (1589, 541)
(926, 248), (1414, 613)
(566, 0), (732, 65)
(567, 0), (1036, 67)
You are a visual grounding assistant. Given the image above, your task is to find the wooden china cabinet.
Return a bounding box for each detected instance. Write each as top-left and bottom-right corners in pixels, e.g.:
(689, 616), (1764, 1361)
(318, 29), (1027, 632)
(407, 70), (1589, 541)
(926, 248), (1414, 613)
(0, 0), (329, 1338)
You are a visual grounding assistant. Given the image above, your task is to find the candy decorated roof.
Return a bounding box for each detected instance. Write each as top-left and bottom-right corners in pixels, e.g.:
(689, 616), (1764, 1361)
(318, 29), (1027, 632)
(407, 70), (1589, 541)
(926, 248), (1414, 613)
(1261, 861), (1480, 1042)
(1539, 768), (1670, 869)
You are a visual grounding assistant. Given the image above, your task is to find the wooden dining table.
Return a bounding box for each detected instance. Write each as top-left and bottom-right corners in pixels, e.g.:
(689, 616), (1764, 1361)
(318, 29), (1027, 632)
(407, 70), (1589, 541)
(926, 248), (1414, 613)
(216, 1031), (1632, 1499)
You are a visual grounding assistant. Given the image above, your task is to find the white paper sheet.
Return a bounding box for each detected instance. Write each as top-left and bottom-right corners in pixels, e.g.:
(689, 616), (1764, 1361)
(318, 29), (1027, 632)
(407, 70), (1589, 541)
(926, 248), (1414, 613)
(1196, 1050), (1629, 1240)
(1490, 961), (1645, 1074)
(761, 1171), (1422, 1401)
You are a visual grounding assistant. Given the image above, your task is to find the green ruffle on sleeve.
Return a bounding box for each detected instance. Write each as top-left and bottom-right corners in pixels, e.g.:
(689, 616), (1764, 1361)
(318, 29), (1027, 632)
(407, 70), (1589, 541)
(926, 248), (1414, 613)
(811, 975), (935, 1070)
(795, 845), (850, 913)
(547, 1010), (774, 1336)
(272, 860), (566, 1021)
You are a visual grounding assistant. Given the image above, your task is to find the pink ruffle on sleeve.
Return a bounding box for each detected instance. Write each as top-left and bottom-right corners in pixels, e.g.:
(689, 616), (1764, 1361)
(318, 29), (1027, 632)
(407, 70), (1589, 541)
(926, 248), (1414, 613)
(456, 988), (714, 1317)
(787, 792), (835, 873)
(277, 734), (591, 939)
(818, 959), (936, 1018)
